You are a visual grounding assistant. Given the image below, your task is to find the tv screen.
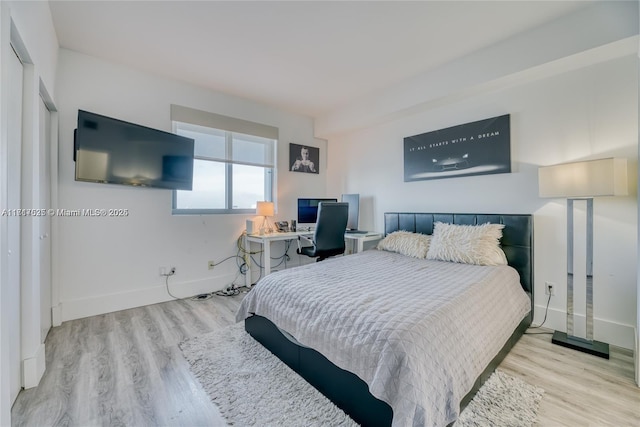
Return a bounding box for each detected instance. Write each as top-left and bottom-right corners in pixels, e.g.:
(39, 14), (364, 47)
(297, 198), (337, 225)
(74, 110), (194, 190)
(341, 193), (360, 231)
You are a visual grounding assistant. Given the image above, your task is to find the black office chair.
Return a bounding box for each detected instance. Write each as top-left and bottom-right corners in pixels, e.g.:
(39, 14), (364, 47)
(297, 202), (349, 262)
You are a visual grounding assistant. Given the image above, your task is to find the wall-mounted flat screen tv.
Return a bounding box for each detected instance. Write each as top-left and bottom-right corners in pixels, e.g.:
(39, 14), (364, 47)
(74, 110), (195, 190)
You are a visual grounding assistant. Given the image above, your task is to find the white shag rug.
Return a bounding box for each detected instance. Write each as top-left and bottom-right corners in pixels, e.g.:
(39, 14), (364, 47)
(179, 323), (543, 427)
(453, 370), (544, 427)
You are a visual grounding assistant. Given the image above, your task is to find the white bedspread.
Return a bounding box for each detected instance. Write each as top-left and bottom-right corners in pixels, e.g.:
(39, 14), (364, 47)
(236, 250), (531, 427)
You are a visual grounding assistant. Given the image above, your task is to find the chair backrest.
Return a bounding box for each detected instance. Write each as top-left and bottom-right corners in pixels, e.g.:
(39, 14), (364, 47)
(313, 202), (348, 255)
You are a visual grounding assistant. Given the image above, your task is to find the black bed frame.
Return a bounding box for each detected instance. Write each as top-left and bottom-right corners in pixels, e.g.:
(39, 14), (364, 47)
(245, 212), (533, 426)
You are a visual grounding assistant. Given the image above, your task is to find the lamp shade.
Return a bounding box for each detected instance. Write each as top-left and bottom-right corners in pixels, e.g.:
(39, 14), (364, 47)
(256, 201), (274, 217)
(538, 158), (628, 198)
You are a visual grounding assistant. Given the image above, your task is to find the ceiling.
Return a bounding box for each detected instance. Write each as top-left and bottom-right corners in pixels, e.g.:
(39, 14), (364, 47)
(48, 1), (594, 118)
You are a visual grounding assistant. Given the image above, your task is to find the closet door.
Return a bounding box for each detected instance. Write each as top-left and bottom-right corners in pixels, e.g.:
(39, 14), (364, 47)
(39, 97), (52, 342)
(7, 45), (24, 404)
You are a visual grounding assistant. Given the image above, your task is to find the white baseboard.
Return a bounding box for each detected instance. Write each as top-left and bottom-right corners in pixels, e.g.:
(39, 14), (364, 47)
(534, 304), (635, 350)
(60, 274), (236, 322)
(51, 303), (62, 327)
(634, 326), (639, 387)
(22, 343), (45, 389)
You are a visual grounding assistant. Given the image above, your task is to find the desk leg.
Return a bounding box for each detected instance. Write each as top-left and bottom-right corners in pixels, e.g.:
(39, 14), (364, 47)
(244, 235), (252, 288)
(263, 239), (271, 276)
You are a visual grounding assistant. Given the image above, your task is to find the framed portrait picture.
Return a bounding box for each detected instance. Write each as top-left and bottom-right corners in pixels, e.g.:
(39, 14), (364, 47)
(290, 143), (319, 174)
(403, 114), (511, 182)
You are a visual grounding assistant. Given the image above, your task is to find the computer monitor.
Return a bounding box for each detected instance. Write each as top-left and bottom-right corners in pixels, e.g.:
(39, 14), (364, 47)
(341, 193), (360, 231)
(297, 198), (337, 229)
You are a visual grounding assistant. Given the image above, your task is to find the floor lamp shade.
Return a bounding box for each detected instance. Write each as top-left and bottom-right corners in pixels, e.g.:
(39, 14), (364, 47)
(538, 158), (627, 359)
(538, 158), (628, 198)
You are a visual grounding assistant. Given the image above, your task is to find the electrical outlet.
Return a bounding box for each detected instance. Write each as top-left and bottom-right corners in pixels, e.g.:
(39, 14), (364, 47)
(160, 267), (176, 277)
(545, 281), (555, 296)
(208, 261), (215, 270)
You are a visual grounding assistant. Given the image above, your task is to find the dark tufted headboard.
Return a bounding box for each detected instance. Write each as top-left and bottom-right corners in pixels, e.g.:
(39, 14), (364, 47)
(384, 213), (533, 299)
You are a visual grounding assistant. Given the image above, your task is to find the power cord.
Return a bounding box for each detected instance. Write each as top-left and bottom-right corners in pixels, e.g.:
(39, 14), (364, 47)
(525, 291), (553, 335)
(214, 268), (249, 297)
(237, 231), (293, 285)
(165, 232), (294, 300)
(236, 232), (262, 282)
(162, 268), (182, 300)
(236, 231), (262, 256)
(162, 264), (244, 301)
(214, 284), (242, 297)
(206, 234), (262, 297)
(270, 240), (292, 270)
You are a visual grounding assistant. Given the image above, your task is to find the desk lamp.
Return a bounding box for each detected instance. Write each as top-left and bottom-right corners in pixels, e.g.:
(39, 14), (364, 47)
(256, 201), (274, 235)
(538, 157), (627, 358)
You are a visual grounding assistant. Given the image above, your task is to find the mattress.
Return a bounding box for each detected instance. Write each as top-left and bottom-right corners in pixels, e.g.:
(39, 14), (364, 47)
(236, 249), (531, 427)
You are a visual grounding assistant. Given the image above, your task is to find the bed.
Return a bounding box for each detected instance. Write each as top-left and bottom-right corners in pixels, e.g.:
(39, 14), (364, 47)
(236, 212), (533, 427)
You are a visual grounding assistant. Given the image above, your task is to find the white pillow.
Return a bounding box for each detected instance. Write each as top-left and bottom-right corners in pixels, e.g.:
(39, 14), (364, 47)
(426, 222), (508, 266)
(377, 231), (431, 259)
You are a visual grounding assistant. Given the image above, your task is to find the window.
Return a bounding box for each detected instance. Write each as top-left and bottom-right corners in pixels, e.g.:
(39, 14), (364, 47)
(170, 105), (277, 214)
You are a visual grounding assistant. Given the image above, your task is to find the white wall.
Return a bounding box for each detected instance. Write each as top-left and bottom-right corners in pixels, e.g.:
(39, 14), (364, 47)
(55, 49), (326, 321)
(316, 1), (639, 139)
(325, 54), (638, 349)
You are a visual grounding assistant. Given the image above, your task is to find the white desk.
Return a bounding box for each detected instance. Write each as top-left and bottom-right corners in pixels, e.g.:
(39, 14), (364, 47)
(244, 230), (382, 286)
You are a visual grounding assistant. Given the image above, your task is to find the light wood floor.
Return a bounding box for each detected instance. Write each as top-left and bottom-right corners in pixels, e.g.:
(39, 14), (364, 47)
(12, 293), (640, 426)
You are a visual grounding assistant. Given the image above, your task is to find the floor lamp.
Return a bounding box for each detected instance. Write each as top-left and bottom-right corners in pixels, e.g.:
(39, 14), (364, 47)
(538, 158), (627, 359)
